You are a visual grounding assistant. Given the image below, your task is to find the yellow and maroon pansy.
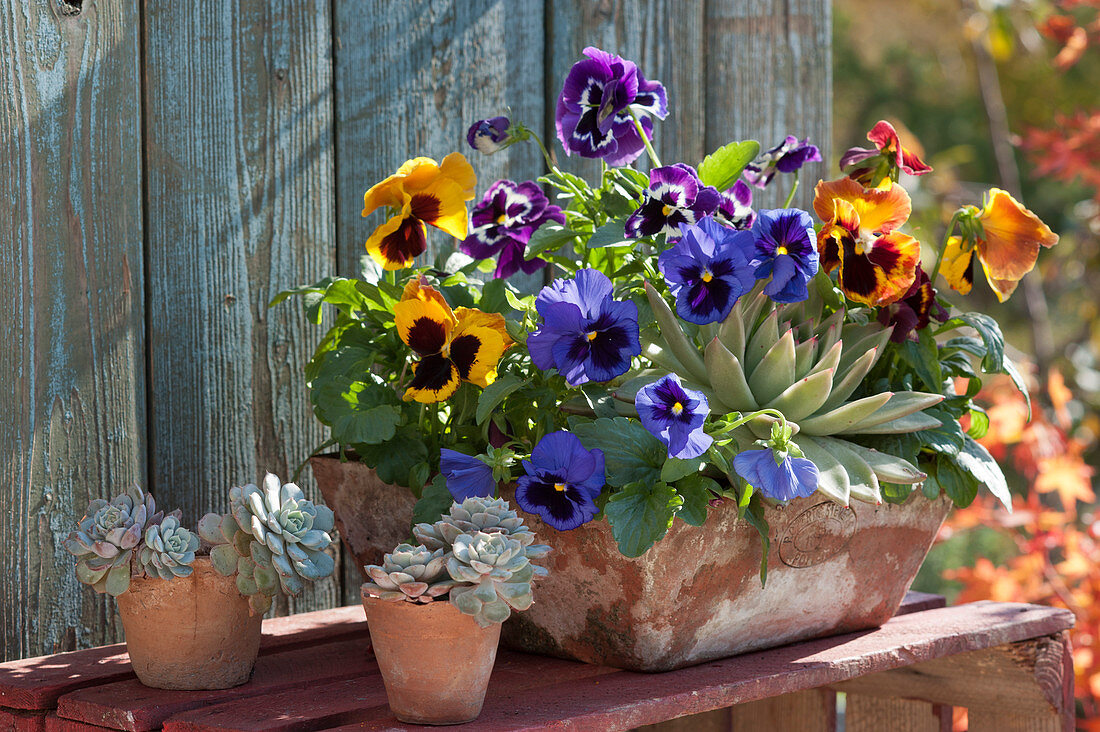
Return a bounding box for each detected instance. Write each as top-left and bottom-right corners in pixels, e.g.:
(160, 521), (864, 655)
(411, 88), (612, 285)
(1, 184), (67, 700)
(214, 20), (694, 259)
(940, 188), (1059, 302)
(813, 177), (921, 307)
(393, 284), (512, 403)
(362, 153), (477, 271)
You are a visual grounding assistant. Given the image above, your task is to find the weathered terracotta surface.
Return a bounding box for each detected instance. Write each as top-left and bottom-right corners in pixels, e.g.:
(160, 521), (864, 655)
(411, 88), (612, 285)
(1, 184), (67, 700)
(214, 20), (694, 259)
(115, 557), (262, 689)
(503, 491), (954, 671)
(362, 593), (501, 725)
(310, 454), (416, 580)
(312, 454), (953, 672)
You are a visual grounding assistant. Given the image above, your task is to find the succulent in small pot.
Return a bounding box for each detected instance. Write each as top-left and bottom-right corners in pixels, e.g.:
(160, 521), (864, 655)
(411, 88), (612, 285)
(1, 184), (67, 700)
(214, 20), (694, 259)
(361, 496), (550, 725)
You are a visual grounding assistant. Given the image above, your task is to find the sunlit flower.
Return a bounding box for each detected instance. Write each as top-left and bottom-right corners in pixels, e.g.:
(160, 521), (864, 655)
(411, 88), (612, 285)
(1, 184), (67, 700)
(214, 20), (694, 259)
(440, 449), (495, 501)
(743, 136), (822, 189)
(839, 120), (932, 187)
(466, 117), (511, 155)
(515, 431), (605, 531)
(394, 281), (512, 403)
(636, 375), (713, 459)
(877, 268), (948, 342)
(527, 269), (641, 385)
(749, 209), (819, 303)
(625, 164), (721, 239)
(555, 47), (668, 166)
(733, 447), (819, 501)
(940, 189), (1059, 302)
(813, 177), (921, 307)
(460, 179), (566, 279)
(362, 154), (477, 270)
(716, 180), (756, 230)
(657, 216), (756, 324)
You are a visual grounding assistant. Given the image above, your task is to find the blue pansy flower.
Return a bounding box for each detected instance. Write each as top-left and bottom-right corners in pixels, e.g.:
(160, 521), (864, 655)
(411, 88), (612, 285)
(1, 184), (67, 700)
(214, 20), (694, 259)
(657, 216), (757, 325)
(439, 449), (495, 501)
(749, 209), (819, 304)
(515, 431), (605, 530)
(635, 375), (713, 459)
(733, 446), (819, 502)
(527, 269), (641, 386)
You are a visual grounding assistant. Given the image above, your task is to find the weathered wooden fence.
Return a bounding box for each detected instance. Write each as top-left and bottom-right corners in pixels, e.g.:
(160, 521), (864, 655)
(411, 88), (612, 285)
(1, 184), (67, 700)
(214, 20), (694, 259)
(1, 0), (830, 661)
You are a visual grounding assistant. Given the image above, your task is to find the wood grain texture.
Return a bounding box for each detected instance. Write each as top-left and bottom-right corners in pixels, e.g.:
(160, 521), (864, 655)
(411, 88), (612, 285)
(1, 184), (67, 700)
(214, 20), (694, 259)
(845, 696), (950, 732)
(0, 0), (145, 662)
(729, 689), (836, 731)
(142, 0), (339, 615)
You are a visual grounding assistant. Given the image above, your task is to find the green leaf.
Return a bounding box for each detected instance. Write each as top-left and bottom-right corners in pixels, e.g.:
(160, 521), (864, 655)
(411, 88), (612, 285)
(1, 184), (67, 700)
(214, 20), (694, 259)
(897, 328), (943, 392)
(741, 496), (771, 586)
(580, 384), (620, 419)
(697, 140), (761, 191)
(661, 457), (703, 483)
(967, 407), (990, 439)
(355, 429), (430, 487)
(525, 225), (578, 258)
(476, 375), (524, 425)
(478, 277), (509, 315)
(585, 219), (632, 249)
(674, 474), (717, 526)
(934, 456), (979, 508)
(916, 408), (965, 456)
(411, 474), (455, 527)
(312, 372), (402, 446)
(604, 482), (683, 557)
(571, 418), (666, 488)
(956, 435), (1011, 511)
(881, 482), (915, 504)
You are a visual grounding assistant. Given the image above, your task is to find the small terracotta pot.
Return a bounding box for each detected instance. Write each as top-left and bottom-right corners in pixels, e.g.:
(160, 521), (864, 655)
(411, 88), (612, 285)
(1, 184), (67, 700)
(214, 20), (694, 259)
(115, 556), (263, 689)
(362, 593), (501, 725)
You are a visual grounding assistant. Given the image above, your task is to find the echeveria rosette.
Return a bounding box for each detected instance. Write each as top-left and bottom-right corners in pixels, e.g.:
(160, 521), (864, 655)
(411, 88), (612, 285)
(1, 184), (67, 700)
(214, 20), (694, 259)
(440, 448), (496, 501)
(362, 544), (454, 603)
(460, 179), (566, 278)
(625, 164), (721, 239)
(447, 531), (535, 627)
(743, 136), (822, 189)
(138, 516), (199, 581)
(636, 375), (714, 460)
(515, 431), (605, 531)
(555, 46), (668, 166)
(657, 216), (757, 325)
(527, 268), (641, 385)
(749, 209), (819, 303)
(717, 180), (756, 230)
(466, 116), (511, 155)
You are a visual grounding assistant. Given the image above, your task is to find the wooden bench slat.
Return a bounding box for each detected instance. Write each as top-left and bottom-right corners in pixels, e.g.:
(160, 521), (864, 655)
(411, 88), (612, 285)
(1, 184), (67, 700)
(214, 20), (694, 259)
(0, 605), (367, 712)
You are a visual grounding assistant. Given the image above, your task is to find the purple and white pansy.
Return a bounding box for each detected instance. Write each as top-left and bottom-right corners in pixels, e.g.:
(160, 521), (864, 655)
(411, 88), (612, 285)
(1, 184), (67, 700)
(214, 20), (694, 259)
(742, 136), (822, 189)
(555, 47), (668, 167)
(466, 116), (511, 155)
(460, 179), (566, 279)
(716, 180), (756, 230)
(625, 164), (721, 239)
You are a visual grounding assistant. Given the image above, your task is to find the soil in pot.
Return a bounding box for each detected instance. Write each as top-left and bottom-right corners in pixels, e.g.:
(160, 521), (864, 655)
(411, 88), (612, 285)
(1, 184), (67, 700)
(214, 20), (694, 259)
(115, 556), (263, 689)
(362, 593), (501, 725)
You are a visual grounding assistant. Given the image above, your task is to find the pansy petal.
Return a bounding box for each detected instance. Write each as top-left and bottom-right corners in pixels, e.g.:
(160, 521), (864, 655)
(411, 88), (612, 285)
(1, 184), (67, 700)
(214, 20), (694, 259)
(976, 188), (1058, 283)
(940, 236), (975, 296)
(366, 210), (427, 271)
(812, 177), (911, 234)
(403, 355), (461, 403)
(394, 297), (454, 355)
(439, 152), (477, 200)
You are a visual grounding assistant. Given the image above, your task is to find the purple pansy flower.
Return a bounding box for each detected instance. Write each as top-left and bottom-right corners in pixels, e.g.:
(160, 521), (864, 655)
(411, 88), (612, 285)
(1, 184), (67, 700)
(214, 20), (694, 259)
(440, 449), (495, 501)
(625, 164), (722, 239)
(743, 136), (822, 189)
(555, 47), (668, 167)
(636, 375), (713, 460)
(657, 216), (757, 325)
(466, 116), (511, 155)
(877, 269), (949, 343)
(717, 180), (756, 230)
(749, 209), (819, 304)
(733, 447), (819, 501)
(527, 269), (641, 385)
(515, 431), (605, 531)
(460, 179), (566, 279)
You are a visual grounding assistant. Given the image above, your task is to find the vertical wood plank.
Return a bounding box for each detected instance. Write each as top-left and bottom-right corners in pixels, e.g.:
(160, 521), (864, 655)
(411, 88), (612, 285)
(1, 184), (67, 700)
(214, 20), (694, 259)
(0, 0), (145, 661)
(633, 708), (729, 732)
(705, 0), (831, 210)
(846, 696), (951, 732)
(967, 711), (1064, 732)
(545, 0), (707, 179)
(142, 0), (338, 614)
(729, 689), (836, 731)
(332, 0), (546, 603)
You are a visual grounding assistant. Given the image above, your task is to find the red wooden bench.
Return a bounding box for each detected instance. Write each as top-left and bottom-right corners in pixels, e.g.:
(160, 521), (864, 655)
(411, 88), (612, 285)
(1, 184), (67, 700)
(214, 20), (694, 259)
(0, 593), (1074, 731)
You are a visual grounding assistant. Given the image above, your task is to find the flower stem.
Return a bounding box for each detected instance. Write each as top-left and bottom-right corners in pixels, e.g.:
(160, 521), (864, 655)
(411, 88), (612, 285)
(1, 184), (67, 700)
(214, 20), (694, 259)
(783, 172), (800, 208)
(628, 108), (662, 168)
(525, 127), (557, 172)
(720, 408), (789, 434)
(928, 211), (962, 287)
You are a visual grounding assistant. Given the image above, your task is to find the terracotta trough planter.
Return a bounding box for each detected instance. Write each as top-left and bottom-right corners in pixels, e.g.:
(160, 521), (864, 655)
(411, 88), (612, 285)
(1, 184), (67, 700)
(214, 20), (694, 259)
(312, 454), (952, 672)
(115, 556), (263, 689)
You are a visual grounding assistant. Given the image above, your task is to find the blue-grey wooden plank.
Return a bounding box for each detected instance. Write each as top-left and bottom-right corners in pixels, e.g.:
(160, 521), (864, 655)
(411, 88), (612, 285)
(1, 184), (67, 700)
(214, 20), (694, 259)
(0, 0), (145, 661)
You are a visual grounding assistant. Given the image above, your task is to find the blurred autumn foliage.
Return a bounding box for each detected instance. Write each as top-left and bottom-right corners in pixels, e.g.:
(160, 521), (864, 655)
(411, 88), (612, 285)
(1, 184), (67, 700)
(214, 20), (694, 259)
(835, 0), (1100, 725)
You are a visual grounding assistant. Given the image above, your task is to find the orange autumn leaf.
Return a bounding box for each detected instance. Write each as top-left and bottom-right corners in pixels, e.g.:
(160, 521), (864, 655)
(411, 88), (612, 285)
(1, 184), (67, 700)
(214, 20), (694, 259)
(1034, 448), (1096, 514)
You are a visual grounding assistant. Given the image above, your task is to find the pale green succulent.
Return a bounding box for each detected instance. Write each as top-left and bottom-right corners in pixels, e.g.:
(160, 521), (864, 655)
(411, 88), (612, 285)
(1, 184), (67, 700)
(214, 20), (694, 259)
(64, 485), (173, 596)
(362, 544), (455, 603)
(413, 496), (551, 566)
(446, 531), (536, 627)
(638, 279), (942, 506)
(138, 516), (199, 580)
